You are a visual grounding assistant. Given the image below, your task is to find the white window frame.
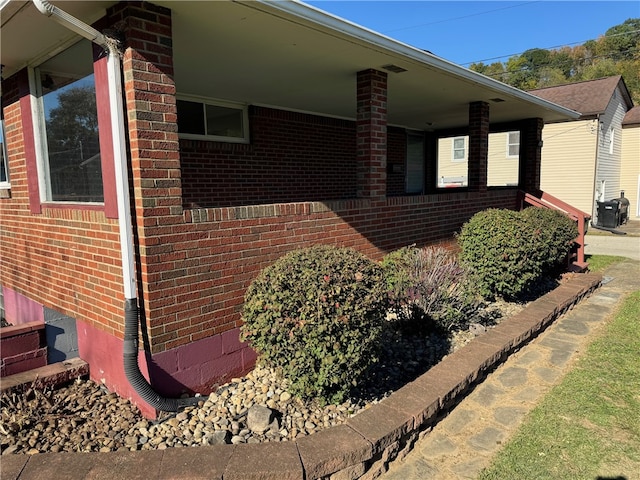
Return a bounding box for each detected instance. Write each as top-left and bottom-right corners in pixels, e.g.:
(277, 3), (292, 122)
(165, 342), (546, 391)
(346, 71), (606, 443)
(29, 66), (53, 202)
(609, 126), (614, 155)
(451, 136), (466, 162)
(177, 94), (249, 144)
(28, 39), (103, 205)
(0, 119), (9, 189)
(506, 131), (520, 158)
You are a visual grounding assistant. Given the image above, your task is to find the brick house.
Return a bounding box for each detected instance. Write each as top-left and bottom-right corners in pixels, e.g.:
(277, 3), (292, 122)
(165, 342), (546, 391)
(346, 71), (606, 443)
(0, 0), (578, 416)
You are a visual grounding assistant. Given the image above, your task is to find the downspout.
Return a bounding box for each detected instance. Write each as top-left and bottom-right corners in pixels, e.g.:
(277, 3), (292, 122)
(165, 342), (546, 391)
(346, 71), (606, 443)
(32, 0), (198, 412)
(592, 115), (602, 221)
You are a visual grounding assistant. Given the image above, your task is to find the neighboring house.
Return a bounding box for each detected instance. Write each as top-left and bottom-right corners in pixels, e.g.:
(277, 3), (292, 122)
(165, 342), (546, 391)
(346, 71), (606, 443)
(528, 76), (637, 221)
(0, 0), (577, 417)
(437, 131), (521, 188)
(476, 76), (639, 220)
(621, 106), (640, 218)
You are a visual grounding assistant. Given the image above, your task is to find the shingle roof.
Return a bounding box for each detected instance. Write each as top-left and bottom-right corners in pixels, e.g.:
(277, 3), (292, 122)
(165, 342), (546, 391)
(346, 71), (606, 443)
(623, 106), (640, 126)
(528, 76), (632, 117)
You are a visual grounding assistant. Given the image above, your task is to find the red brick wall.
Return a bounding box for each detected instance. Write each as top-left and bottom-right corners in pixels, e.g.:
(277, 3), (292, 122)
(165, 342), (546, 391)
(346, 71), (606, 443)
(0, 68), (124, 339)
(386, 127), (408, 196)
(180, 109), (416, 207)
(109, 0), (183, 229)
(144, 189), (519, 354)
(180, 107), (357, 207)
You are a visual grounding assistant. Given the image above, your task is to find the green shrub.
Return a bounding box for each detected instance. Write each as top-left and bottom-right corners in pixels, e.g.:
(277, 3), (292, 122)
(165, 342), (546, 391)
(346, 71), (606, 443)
(240, 245), (388, 405)
(458, 208), (578, 300)
(458, 209), (540, 300)
(381, 245), (478, 332)
(521, 206), (578, 271)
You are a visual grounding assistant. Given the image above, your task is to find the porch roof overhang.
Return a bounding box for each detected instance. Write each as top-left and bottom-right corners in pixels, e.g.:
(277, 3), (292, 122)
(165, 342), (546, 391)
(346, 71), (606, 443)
(1, 0), (580, 130)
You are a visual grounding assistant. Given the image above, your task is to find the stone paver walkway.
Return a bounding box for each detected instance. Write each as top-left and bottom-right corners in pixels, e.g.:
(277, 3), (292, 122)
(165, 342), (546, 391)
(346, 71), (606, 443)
(381, 260), (640, 480)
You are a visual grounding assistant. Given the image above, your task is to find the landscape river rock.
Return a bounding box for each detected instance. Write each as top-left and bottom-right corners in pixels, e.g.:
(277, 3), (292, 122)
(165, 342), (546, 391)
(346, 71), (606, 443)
(0, 301), (523, 455)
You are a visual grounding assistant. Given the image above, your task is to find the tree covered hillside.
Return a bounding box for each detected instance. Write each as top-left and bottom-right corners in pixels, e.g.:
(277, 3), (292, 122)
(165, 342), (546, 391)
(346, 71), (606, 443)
(470, 18), (640, 104)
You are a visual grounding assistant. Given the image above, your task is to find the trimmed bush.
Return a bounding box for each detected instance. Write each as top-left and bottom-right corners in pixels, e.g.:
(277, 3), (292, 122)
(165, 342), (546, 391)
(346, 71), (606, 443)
(458, 209), (534, 299)
(457, 208), (578, 300)
(521, 206), (578, 271)
(240, 245), (388, 405)
(381, 245), (478, 332)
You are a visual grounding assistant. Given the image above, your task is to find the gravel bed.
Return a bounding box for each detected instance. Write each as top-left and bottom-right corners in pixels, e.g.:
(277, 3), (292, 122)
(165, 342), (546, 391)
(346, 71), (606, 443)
(0, 301), (525, 455)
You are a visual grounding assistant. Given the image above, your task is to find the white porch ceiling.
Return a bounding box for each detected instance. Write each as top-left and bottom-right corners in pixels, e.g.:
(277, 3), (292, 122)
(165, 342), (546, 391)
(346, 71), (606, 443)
(1, 0), (579, 131)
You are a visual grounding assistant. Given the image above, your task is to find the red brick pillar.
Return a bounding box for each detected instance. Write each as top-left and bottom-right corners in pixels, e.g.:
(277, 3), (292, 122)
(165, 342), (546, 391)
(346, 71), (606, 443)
(356, 69), (387, 200)
(107, 2), (181, 354)
(468, 101), (490, 192)
(519, 118), (544, 192)
(107, 2), (182, 221)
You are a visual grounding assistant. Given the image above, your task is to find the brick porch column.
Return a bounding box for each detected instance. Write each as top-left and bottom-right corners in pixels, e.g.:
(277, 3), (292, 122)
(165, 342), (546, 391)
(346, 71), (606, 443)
(107, 2), (181, 354)
(519, 117), (544, 192)
(468, 101), (490, 192)
(356, 69), (387, 200)
(108, 2), (182, 222)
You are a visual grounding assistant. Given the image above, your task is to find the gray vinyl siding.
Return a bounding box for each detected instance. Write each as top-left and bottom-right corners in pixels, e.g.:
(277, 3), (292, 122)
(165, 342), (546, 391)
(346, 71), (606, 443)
(594, 86), (626, 214)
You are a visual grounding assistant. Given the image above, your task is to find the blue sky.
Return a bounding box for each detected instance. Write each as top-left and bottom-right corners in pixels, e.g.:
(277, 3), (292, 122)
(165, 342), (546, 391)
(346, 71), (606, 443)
(306, 1), (640, 65)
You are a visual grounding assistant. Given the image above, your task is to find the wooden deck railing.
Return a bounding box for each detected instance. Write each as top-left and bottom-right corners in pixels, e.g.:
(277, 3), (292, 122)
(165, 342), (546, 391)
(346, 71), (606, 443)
(519, 189), (591, 271)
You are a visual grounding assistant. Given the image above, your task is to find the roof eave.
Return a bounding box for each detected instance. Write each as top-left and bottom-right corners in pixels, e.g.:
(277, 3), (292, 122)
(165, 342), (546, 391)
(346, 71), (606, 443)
(615, 76), (635, 110)
(252, 0), (580, 122)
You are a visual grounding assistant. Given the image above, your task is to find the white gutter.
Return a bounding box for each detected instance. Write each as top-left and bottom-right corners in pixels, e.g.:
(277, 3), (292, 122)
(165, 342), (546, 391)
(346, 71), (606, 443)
(32, 0), (136, 301)
(251, 0), (581, 121)
(592, 115), (602, 219)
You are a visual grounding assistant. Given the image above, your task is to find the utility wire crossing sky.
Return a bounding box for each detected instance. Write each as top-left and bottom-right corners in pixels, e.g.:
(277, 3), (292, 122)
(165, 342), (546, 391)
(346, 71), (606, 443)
(307, 1), (640, 65)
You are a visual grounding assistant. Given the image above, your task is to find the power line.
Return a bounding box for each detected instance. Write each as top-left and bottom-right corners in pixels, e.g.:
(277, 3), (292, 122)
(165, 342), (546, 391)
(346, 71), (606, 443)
(474, 46), (639, 80)
(461, 28), (640, 66)
(383, 1), (540, 33)
(376, 1), (638, 67)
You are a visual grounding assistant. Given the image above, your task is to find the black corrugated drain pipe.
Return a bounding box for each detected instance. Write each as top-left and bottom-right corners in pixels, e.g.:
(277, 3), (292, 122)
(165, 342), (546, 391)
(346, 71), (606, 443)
(124, 299), (200, 411)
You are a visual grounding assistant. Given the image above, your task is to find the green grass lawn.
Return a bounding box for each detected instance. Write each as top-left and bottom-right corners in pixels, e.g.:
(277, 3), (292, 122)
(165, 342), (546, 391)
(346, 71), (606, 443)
(586, 254), (626, 273)
(479, 289), (640, 480)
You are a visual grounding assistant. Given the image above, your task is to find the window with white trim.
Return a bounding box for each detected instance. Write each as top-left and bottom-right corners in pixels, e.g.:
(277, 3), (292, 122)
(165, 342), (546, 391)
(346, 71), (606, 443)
(452, 136), (466, 161)
(177, 96), (249, 143)
(437, 136), (468, 188)
(487, 132), (519, 187)
(0, 119), (9, 188)
(609, 126), (614, 154)
(32, 39), (103, 203)
(507, 131), (520, 158)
